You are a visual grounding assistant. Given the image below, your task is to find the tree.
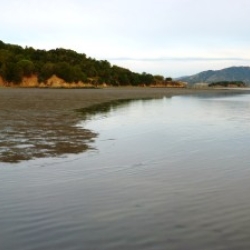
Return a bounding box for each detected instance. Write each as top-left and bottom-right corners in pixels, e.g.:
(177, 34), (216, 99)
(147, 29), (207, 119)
(4, 62), (22, 83)
(40, 62), (55, 82)
(0, 40), (5, 49)
(17, 59), (35, 77)
(55, 62), (75, 82)
(154, 75), (164, 81)
(165, 77), (173, 81)
(141, 72), (154, 85)
(73, 65), (87, 82)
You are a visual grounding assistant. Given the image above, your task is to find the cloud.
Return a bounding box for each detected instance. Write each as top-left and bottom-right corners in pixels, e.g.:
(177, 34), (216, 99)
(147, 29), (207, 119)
(108, 57), (250, 62)
(1, 0), (250, 76)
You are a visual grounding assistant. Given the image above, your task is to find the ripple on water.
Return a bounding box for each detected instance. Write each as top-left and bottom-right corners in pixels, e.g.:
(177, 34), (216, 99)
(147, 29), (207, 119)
(2, 95), (250, 250)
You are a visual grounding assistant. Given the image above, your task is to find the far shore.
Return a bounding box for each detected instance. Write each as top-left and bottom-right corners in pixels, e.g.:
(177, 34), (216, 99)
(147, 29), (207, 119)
(1, 87), (249, 163)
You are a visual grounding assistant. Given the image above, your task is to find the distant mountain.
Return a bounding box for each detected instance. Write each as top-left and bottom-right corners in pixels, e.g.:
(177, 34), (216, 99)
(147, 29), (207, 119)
(177, 66), (250, 85)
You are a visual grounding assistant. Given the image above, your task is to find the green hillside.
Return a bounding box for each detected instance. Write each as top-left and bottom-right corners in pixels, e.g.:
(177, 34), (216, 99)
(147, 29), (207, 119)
(0, 40), (157, 86)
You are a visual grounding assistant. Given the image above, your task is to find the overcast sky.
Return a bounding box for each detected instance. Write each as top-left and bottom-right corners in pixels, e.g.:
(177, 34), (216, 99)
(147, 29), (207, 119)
(1, 0), (250, 77)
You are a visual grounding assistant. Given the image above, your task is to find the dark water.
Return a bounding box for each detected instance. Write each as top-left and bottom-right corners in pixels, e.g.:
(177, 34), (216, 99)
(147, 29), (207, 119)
(2, 93), (250, 250)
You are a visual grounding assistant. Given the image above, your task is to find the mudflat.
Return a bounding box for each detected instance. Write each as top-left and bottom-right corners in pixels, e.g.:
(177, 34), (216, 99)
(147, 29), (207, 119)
(0, 87), (247, 163)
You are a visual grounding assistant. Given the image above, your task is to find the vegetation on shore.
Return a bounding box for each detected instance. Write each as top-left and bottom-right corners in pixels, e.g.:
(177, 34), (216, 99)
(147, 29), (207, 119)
(0, 40), (183, 87)
(208, 81), (246, 88)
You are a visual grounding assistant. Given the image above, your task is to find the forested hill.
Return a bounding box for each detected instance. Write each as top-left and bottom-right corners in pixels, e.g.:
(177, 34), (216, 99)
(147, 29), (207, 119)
(0, 40), (161, 86)
(177, 66), (250, 85)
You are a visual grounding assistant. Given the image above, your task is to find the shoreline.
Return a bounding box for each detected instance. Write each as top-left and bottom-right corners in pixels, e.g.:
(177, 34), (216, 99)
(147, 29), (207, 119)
(1, 87), (249, 163)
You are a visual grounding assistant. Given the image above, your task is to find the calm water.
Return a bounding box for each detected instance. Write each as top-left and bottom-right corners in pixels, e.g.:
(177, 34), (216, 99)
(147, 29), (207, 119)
(1, 93), (250, 250)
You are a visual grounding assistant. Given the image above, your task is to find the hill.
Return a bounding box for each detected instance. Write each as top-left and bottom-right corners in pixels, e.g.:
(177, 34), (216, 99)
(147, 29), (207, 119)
(0, 40), (159, 87)
(177, 66), (250, 86)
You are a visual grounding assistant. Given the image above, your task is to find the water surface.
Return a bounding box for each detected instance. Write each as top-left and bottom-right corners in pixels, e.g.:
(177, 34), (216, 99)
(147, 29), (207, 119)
(1, 93), (250, 250)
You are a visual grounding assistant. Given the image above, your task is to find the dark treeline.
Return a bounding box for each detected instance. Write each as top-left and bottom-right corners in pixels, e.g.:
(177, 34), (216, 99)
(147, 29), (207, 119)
(0, 40), (168, 86)
(208, 81), (246, 87)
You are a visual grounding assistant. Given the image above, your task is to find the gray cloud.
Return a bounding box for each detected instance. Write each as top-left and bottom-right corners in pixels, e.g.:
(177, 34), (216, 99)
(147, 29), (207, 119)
(109, 57), (249, 62)
(1, 0), (250, 75)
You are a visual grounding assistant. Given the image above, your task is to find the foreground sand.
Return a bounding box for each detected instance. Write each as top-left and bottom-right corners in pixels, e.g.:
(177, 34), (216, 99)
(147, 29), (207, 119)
(0, 87), (248, 163)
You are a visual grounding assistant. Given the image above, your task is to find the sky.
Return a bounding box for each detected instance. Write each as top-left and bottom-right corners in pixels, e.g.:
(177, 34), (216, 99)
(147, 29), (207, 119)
(1, 0), (250, 77)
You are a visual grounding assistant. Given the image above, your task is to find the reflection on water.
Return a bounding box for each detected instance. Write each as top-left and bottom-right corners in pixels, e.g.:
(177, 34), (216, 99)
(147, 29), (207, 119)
(75, 98), (152, 119)
(2, 93), (250, 250)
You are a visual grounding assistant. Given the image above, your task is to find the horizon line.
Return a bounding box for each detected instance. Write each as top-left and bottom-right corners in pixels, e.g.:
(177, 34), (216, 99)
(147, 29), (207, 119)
(108, 57), (250, 62)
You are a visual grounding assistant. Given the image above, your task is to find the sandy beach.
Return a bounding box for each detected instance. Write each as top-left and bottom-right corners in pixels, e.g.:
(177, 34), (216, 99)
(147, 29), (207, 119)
(0, 87), (248, 163)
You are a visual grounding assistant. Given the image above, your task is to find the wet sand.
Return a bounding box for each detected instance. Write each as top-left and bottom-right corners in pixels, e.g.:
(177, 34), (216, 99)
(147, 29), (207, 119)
(0, 87), (248, 163)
